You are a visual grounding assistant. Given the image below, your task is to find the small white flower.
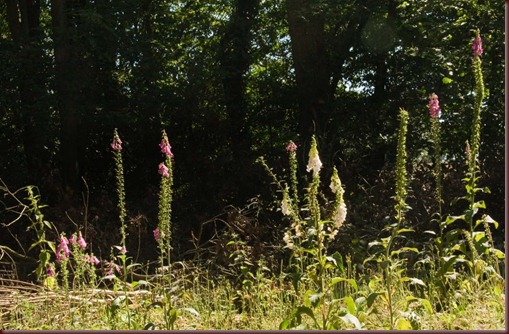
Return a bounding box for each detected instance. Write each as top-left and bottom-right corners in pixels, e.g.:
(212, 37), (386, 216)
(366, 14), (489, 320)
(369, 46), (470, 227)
(328, 228), (339, 242)
(330, 167), (345, 195)
(307, 137), (322, 176)
(306, 154), (322, 176)
(294, 223), (302, 238)
(283, 232), (294, 249)
(333, 202), (347, 229)
(281, 195), (291, 216)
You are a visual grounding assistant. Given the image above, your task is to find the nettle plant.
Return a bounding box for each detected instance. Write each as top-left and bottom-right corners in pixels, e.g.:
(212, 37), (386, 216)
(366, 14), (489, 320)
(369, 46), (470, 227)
(259, 137), (360, 330)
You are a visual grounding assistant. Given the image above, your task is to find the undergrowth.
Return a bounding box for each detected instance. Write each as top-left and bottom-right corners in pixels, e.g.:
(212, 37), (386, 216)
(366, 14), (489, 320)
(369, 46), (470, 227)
(0, 30), (505, 330)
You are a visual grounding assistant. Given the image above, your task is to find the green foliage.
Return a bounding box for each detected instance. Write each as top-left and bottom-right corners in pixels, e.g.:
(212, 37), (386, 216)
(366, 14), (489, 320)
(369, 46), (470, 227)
(0, 0), (505, 330)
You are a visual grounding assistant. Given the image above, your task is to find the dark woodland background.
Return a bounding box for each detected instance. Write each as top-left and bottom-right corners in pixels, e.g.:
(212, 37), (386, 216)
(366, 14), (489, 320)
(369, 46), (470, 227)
(0, 0), (504, 268)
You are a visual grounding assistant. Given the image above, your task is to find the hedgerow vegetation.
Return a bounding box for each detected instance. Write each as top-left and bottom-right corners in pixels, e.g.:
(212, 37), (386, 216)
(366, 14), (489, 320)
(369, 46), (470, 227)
(0, 0), (505, 330)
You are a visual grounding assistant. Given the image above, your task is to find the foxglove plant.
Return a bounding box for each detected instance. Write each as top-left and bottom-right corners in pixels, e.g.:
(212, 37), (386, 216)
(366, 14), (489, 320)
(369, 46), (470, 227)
(156, 130), (177, 329)
(111, 129), (127, 248)
(465, 29), (485, 237)
(260, 137), (357, 329)
(428, 93), (443, 216)
(329, 167), (347, 241)
(156, 130), (174, 268)
(449, 30), (503, 281)
(365, 109), (420, 329)
(286, 140), (299, 208)
(56, 233), (70, 293)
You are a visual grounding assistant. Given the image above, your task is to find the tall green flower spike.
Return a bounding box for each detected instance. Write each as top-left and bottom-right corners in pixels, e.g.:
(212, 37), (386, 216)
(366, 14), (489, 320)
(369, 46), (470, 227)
(395, 109), (409, 223)
(157, 130), (174, 267)
(111, 128), (127, 247)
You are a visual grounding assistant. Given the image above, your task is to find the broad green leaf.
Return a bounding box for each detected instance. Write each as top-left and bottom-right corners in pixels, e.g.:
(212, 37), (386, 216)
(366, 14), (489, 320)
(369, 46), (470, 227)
(168, 308), (178, 323)
(442, 77), (453, 84)
(438, 256), (459, 276)
(391, 247), (418, 256)
(330, 278), (358, 292)
(296, 306), (317, 322)
(307, 292), (323, 307)
(484, 215), (499, 229)
(368, 240), (383, 249)
(395, 228), (414, 235)
(472, 231), (486, 242)
(445, 215), (465, 225)
(489, 248), (505, 259)
(331, 251), (344, 273)
(47, 241), (56, 254)
(39, 250), (50, 264)
(28, 240), (42, 252)
(473, 200), (486, 209)
(401, 277), (426, 287)
(43, 276), (56, 290)
(395, 317), (412, 329)
(367, 292), (384, 308)
(279, 319), (290, 330)
(340, 313), (362, 330)
(344, 296), (356, 314)
(182, 307), (200, 318)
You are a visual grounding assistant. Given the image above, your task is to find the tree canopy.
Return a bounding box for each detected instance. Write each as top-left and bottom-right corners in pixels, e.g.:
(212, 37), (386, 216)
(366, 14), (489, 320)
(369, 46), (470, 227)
(0, 0), (504, 260)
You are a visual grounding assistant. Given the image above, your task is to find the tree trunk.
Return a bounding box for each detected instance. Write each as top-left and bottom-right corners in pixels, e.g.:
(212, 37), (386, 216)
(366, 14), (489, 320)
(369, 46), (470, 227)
(287, 0), (330, 141)
(51, 0), (85, 198)
(218, 0), (260, 201)
(5, 0), (51, 184)
(219, 0), (260, 149)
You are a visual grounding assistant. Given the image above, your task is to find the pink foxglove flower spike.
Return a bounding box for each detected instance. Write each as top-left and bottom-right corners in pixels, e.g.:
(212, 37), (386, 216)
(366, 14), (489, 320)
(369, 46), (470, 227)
(77, 232), (87, 249)
(158, 163), (170, 178)
(472, 33), (483, 58)
(428, 93), (441, 119)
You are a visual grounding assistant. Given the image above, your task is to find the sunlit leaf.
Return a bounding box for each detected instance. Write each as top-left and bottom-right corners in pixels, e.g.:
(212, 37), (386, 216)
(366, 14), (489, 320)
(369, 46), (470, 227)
(182, 307), (200, 318)
(344, 296), (356, 314)
(395, 317), (412, 329)
(340, 313), (362, 329)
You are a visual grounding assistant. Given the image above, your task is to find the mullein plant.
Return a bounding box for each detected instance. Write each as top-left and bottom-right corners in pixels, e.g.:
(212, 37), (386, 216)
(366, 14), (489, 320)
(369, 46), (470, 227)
(111, 129), (127, 249)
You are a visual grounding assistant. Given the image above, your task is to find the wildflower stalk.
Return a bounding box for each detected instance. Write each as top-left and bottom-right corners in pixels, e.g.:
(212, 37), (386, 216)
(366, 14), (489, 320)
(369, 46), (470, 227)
(157, 130), (174, 268)
(466, 29), (485, 237)
(394, 109), (409, 228)
(111, 129), (127, 248)
(307, 136), (322, 225)
(432, 120), (442, 212)
(385, 108), (409, 329)
(428, 93), (443, 217)
(286, 141), (299, 208)
(155, 130), (175, 329)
